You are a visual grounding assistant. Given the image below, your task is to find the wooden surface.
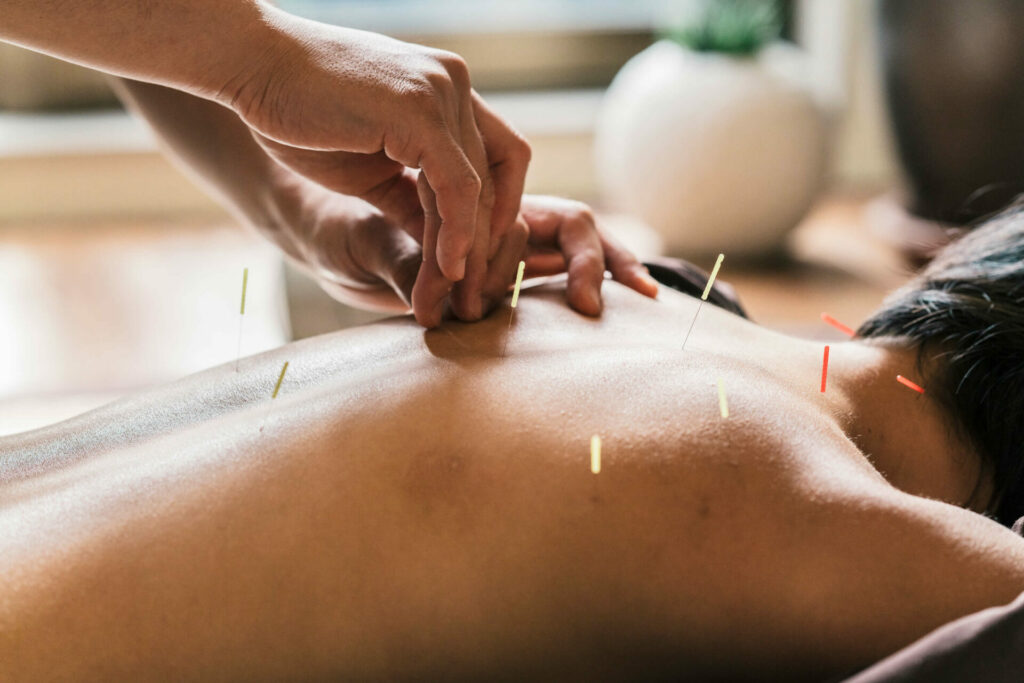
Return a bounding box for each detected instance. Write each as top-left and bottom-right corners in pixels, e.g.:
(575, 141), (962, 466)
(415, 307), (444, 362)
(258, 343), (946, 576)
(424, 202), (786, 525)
(0, 193), (913, 435)
(0, 220), (289, 434)
(729, 192), (912, 337)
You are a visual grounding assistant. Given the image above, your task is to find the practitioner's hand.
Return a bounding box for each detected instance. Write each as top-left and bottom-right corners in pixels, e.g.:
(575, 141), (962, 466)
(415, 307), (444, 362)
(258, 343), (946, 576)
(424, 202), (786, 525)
(516, 195), (660, 316)
(282, 182), (654, 324)
(221, 10), (530, 295)
(272, 173), (527, 322)
(283, 180), (423, 314)
(413, 190), (659, 324)
(251, 94), (529, 251)
(410, 174), (530, 327)
(297, 165), (527, 327)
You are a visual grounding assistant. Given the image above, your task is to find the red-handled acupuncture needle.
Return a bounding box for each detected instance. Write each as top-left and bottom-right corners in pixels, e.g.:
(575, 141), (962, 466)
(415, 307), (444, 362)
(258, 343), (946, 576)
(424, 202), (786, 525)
(821, 345), (830, 393)
(896, 374), (925, 394)
(821, 313), (855, 337)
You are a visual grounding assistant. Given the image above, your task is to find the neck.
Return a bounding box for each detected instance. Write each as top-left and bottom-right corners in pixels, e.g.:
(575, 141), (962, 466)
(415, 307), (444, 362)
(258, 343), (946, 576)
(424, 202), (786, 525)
(824, 339), (987, 509)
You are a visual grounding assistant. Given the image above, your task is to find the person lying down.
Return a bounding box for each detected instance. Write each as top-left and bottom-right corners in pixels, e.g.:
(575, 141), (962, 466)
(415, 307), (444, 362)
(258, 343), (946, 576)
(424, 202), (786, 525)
(4, 208), (1024, 682)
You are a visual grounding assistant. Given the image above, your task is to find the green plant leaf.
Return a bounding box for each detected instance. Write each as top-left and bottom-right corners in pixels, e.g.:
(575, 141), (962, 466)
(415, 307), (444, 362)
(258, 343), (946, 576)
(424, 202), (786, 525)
(664, 0), (781, 55)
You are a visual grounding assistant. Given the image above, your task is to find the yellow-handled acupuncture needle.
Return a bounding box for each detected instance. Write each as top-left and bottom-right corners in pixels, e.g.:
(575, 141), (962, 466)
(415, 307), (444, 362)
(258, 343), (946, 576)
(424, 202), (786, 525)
(272, 360), (289, 399)
(235, 267), (248, 372)
(511, 260), (525, 308)
(682, 253), (725, 350)
(502, 260), (527, 357)
(591, 434), (602, 474)
(701, 253), (725, 301)
(259, 360), (290, 433)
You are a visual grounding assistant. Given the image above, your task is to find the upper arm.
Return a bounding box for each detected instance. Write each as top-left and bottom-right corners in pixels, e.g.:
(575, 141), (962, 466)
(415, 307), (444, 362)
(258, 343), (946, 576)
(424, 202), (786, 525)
(783, 486), (1024, 674)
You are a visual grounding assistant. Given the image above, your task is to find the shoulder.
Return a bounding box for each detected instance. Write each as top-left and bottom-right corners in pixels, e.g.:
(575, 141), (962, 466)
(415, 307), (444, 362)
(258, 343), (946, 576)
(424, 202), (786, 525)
(771, 480), (1024, 672)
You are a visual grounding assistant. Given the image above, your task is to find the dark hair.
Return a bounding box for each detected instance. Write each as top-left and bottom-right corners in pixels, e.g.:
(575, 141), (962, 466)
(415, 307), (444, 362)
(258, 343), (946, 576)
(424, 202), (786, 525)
(857, 203), (1024, 526)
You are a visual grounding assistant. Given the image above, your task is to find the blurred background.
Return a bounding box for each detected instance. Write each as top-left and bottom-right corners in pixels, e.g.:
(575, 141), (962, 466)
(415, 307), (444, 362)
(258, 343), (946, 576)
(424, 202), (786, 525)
(1, 0), (1018, 433)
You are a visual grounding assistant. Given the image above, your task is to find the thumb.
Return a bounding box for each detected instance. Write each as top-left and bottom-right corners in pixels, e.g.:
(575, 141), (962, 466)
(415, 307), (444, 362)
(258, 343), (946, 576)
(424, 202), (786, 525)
(382, 234), (421, 309)
(353, 218), (422, 310)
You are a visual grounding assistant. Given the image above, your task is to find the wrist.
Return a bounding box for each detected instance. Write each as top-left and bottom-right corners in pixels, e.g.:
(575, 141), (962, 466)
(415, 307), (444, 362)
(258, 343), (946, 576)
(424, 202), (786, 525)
(240, 164), (314, 263)
(250, 168), (362, 274)
(210, 4), (307, 120)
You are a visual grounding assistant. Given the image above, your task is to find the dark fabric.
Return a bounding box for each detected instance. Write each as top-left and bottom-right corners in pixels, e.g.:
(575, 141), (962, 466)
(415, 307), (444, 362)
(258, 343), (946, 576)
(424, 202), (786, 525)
(642, 257), (749, 320)
(839, 590), (1024, 683)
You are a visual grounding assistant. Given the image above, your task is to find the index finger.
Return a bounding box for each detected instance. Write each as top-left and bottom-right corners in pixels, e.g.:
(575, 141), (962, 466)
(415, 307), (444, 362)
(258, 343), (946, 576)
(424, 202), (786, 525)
(472, 91), (531, 257)
(408, 132), (482, 282)
(410, 173), (455, 328)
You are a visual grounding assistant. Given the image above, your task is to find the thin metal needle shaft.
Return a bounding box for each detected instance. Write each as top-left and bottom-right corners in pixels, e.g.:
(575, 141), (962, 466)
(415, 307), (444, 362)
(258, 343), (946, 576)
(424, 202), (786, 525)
(681, 299), (704, 350)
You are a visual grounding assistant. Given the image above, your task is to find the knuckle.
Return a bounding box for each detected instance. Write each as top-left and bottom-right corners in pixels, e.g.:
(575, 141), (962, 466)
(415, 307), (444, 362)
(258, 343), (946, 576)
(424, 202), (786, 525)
(568, 250), (602, 276)
(583, 246), (605, 264)
(584, 255), (607, 278)
(435, 50), (471, 87)
(382, 125), (418, 165)
(478, 177), (496, 209)
(452, 168), (482, 197)
(432, 166), (481, 202)
(511, 134), (532, 164)
(568, 201), (596, 226)
(423, 68), (456, 97)
(511, 218), (530, 244)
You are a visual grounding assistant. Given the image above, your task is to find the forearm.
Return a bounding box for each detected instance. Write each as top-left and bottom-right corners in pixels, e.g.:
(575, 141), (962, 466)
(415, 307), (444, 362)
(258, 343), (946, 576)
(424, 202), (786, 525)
(113, 79), (422, 316)
(2, 0), (281, 103)
(111, 78), (305, 258)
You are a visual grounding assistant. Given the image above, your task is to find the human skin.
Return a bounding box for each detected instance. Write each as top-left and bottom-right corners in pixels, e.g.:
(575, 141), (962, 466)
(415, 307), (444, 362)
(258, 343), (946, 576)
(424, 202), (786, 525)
(2, 279), (1024, 681)
(3, 0), (533, 307)
(108, 77), (656, 326)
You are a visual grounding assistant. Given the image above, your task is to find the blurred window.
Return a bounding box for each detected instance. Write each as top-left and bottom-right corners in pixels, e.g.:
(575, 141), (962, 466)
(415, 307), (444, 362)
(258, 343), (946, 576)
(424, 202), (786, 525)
(276, 0), (667, 90)
(277, 0), (666, 35)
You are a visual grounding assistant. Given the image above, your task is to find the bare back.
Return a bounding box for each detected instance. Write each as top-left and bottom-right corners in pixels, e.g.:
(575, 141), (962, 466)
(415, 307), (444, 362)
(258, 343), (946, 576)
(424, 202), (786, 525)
(2, 280), (1023, 681)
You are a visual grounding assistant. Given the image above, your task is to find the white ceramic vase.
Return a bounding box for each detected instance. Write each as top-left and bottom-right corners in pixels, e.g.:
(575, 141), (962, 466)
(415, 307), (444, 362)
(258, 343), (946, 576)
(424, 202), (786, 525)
(595, 40), (828, 258)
